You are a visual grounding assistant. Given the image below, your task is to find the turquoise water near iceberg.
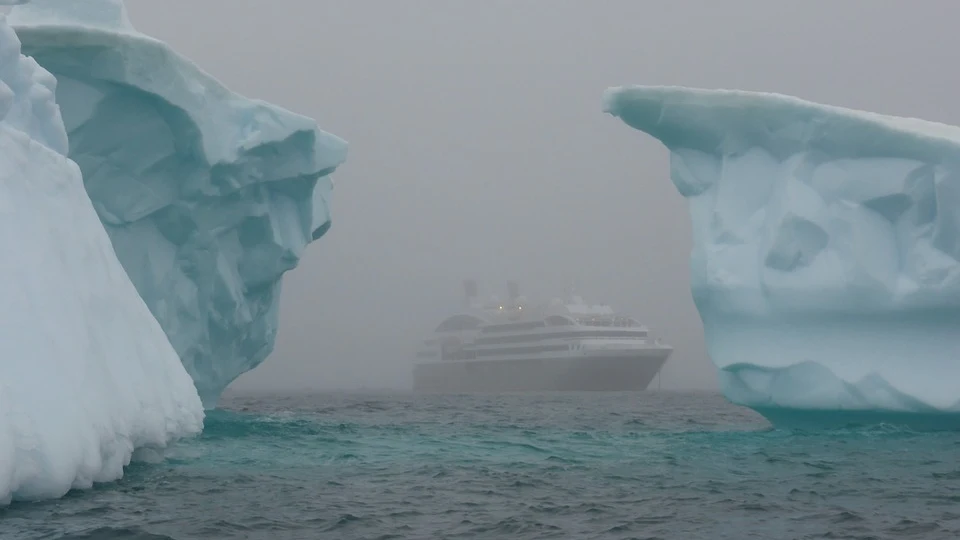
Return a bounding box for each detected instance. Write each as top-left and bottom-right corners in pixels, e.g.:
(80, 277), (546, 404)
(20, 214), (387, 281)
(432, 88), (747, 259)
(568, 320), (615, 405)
(2, 391), (959, 539)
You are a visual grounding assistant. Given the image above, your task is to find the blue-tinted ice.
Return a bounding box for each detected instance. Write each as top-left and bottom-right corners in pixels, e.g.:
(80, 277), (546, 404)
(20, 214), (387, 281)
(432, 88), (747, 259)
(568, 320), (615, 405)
(604, 86), (960, 429)
(9, 0), (349, 407)
(0, 5), (203, 504)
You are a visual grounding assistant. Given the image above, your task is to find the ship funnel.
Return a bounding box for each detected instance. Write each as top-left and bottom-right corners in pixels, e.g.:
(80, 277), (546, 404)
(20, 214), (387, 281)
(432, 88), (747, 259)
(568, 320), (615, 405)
(507, 281), (520, 300)
(463, 280), (478, 305)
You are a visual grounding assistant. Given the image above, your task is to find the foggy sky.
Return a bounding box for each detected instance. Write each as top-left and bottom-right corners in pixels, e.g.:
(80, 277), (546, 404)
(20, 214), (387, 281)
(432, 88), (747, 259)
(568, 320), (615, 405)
(123, 0), (960, 393)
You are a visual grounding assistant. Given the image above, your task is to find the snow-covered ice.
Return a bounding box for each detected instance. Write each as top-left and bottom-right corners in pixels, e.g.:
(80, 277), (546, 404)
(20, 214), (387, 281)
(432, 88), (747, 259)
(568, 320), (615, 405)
(0, 8), (202, 504)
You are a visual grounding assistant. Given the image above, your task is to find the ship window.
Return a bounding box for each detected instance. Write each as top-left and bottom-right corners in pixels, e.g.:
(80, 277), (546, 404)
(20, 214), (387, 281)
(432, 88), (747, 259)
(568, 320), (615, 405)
(435, 314), (485, 332)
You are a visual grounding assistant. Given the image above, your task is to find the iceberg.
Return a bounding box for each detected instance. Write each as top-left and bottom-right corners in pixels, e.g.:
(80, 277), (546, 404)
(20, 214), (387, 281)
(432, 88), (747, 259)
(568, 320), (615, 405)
(9, 0), (349, 407)
(603, 85), (960, 429)
(0, 8), (202, 504)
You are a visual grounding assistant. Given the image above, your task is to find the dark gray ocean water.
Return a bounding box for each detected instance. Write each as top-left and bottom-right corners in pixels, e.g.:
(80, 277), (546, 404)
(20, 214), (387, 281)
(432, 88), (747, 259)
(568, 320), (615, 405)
(2, 390), (959, 540)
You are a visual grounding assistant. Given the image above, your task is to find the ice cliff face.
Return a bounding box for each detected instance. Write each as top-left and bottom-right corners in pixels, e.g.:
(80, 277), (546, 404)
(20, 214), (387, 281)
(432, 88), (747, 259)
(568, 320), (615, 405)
(603, 86), (960, 428)
(10, 0), (349, 407)
(0, 7), (202, 503)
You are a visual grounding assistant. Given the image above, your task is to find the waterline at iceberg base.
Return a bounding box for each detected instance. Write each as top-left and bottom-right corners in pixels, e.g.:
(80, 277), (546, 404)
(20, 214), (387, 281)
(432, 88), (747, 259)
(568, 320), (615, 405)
(0, 5), (203, 504)
(603, 85), (960, 430)
(9, 0), (348, 407)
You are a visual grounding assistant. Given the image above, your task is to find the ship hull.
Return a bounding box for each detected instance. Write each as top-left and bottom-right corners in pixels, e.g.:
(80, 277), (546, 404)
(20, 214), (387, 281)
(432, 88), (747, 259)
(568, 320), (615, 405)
(412, 347), (672, 393)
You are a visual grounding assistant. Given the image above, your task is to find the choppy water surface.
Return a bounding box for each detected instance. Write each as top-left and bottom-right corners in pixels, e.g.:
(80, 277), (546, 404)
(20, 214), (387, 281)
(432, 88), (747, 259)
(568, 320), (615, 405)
(3, 391), (960, 539)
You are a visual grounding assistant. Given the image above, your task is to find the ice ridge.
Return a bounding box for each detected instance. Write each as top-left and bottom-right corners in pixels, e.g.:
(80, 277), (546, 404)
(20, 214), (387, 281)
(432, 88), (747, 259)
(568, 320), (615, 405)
(604, 85), (960, 428)
(0, 7), (203, 503)
(10, 0), (349, 407)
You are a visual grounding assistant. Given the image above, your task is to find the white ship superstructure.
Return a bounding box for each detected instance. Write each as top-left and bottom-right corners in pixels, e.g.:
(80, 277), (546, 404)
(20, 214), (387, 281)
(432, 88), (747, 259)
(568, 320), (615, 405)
(413, 282), (672, 392)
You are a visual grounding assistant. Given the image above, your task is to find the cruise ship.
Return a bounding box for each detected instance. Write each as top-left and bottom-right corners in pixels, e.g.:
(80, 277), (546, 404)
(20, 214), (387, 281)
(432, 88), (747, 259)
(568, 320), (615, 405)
(412, 281), (673, 392)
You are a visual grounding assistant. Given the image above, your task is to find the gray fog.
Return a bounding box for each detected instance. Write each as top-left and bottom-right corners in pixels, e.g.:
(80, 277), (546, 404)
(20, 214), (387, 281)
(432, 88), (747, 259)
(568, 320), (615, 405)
(123, 0), (960, 393)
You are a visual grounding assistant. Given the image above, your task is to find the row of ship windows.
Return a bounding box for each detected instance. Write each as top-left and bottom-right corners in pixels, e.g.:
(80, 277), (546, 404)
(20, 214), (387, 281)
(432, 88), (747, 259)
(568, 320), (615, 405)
(475, 344), (571, 357)
(421, 331), (648, 356)
(473, 330), (648, 345)
(421, 345), (606, 360)
(479, 317), (641, 333)
(574, 317), (641, 328)
(429, 343), (611, 361)
(480, 321), (547, 333)
(437, 315), (643, 334)
(432, 344), (664, 361)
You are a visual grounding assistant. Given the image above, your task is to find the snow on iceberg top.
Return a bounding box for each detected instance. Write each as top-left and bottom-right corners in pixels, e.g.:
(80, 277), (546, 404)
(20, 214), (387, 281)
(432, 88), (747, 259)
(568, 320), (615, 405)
(603, 84), (960, 315)
(8, 0), (348, 171)
(602, 85), (960, 162)
(7, 0), (132, 31)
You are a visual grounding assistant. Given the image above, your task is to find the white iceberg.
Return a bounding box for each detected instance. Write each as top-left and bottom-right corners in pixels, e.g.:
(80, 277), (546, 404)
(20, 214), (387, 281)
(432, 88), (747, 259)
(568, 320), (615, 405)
(0, 8), (202, 504)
